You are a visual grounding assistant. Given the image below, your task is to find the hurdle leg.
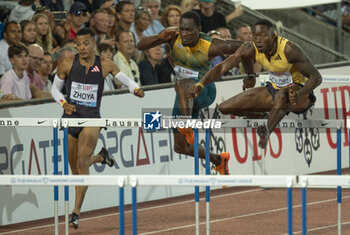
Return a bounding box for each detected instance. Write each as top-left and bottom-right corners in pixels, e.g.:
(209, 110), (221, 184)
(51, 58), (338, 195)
(119, 187), (125, 235)
(132, 187), (137, 235)
(287, 187), (293, 235)
(260, 148), (265, 175)
(336, 124), (342, 235)
(205, 128), (210, 235)
(194, 128), (200, 235)
(302, 187), (307, 235)
(63, 124), (69, 235)
(53, 121), (59, 235)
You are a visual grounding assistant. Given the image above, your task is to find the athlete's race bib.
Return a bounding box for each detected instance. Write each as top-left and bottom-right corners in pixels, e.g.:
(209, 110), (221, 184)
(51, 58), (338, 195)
(70, 81), (98, 107)
(268, 71), (293, 88)
(174, 65), (199, 80)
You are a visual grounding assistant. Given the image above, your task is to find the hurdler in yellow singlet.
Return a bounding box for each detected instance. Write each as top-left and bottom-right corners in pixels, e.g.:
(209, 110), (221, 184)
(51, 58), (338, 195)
(253, 36), (308, 89)
(172, 32), (212, 80)
(171, 32), (216, 119)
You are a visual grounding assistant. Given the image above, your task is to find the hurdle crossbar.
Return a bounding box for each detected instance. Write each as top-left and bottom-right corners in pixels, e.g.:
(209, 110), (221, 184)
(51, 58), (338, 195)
(128, 175), (296, 187)
(0, 175), (128, 186)
(299, 175), (350, 187)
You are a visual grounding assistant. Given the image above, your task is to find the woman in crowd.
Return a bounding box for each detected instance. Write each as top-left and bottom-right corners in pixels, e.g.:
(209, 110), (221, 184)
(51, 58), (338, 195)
(130, 7), (152, 59)
(138, 45), (171, 85)
(32, 13), (53, 52)
(104, 7), (118, 42)
(52, 23), (67, 47)
(160, 5), (182, 28)
(20, 20), (36, 46)
(130, 7), (152, 45)
(97, 43), (117, 90)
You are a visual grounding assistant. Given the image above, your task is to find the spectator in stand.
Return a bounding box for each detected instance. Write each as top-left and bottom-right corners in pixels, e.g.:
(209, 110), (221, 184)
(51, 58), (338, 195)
(0, 6), (11, 40)
(0, 21), (22, 77)
(66, 2), (88, 40)
(32, 13), (53, 52)
(160, 5), (182, 28)
(180, 0), (200, 12)
(40, 0), (64, 11)
(20, 20), (37, 46)
(27, 43), (53, 97)
(8, 0), (35, 24)
(35, 7), (56, 34)
(157, 42), (175, 83)
(130, 7), (151, 58)
(38, 52), (53, 92)
(235, 24), (262, 74)
(104, 7), (118, 42)
(89, 9), (114, 46)
(97, 43), (116, 90)
(113, 30), (141, 88)
(217, 27), (232, 40)
(27, 44), (45, 91)
(194, 0), (243, 33)
(0, 43), (31, 100)
(115, 1), (135, 33)
(138, 45), (163, 85)
(141, 0), (164, 36)
(52, 23), (67, 47)
(235, 24), (252, 42)
(75, 0), (114, 13)
(194, 0), (226, 33)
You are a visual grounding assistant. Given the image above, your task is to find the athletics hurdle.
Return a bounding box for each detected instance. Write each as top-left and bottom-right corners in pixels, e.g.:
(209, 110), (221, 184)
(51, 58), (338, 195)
(129, 174), (296, 234)
(0, 175), (127, 234)
(299, 175), (350, 235)
(195, 118), (346, 235)
(0, 118), (61, 234)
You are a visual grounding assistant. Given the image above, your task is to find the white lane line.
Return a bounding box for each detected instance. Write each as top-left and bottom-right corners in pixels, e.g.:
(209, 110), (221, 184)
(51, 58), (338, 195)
(0, 188), (262, 234)
(289, 221), (350, 234)
(138, 196), (350, 235)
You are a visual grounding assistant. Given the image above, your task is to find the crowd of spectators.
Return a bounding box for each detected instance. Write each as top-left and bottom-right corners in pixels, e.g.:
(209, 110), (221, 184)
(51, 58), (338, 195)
(0, 0), (249, 105)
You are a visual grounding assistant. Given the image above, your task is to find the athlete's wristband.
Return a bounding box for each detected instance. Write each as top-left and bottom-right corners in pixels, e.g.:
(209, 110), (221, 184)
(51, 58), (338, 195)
(248, 73), (257, 79)
(60, 99), (66, 107)
(195, 82), (204, 89)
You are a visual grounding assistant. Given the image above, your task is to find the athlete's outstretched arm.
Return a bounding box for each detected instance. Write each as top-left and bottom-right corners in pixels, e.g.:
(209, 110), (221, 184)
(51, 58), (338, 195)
(188, 43), (254, 98)
(209, 38), (244, 58)
(137, 27), (178, 50)
(209, 40), (256, 80)
(284, 42), (322, 103)
(105, 59), (144, 98)
(51, 56), (76, 114)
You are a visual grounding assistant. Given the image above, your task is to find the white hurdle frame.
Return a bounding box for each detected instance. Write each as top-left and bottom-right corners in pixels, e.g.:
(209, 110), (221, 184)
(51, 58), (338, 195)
(299, 175), (350, 235)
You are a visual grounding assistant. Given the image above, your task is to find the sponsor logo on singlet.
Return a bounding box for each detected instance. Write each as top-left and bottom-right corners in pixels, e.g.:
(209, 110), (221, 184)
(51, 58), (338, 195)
(268, 71), (293, 88)
(70, 81), (98, 107)
(174, 65), (199, 80)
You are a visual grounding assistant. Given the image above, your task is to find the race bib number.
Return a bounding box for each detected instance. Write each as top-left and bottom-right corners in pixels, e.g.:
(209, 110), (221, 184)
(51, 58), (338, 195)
(70, 81), (98, 107)
(268, 71), (293, 88)
(174, 65), (199, 80)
